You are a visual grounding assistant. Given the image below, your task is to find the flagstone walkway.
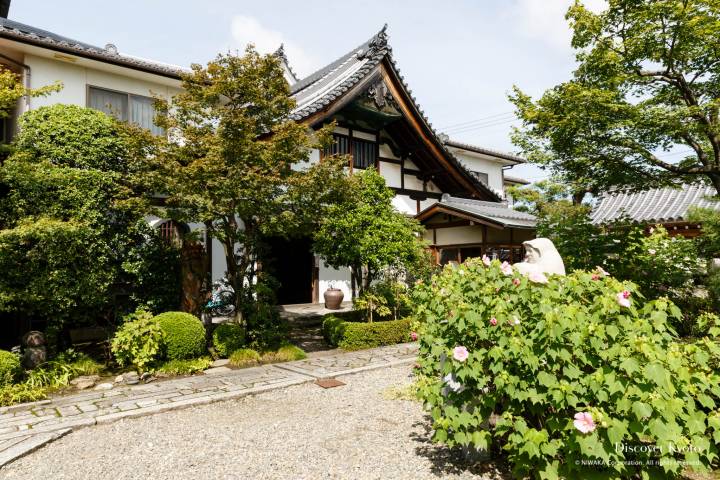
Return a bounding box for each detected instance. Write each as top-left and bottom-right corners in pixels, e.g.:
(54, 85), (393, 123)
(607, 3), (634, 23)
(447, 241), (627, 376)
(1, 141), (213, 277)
(0, 342), (418, 468)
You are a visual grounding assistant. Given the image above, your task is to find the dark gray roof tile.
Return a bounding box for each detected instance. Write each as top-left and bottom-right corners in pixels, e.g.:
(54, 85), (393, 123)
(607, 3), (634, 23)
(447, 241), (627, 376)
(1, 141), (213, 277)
(0, 18), (187, 79)
(591, 184), (720, 224)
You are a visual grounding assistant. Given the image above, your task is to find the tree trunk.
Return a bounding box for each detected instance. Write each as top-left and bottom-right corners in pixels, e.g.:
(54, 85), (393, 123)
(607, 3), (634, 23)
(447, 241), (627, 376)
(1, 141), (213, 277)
(708, 173), (720, 197)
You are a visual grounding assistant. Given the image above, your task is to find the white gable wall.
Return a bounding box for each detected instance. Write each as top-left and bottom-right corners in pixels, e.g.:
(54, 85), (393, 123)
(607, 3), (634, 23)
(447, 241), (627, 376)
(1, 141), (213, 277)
(26, 54), (181, 109)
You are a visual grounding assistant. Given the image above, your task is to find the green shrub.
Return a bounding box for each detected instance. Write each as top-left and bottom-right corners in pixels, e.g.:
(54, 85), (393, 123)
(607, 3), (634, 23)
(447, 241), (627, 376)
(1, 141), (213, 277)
(111, 308), (163, 371)
(0, 383), (47, 407)
(322, 315), (412, 351)
(260, 344), (306, 363)
(154, 311), (206, 360)
(155, 357), (212, 375)
(229, 348), (261, 368)
(212, 323), (245, 357)
(0, 350), (21, 386)
(693, 311), (720, 338)
(414, 259), (720, 479)
(25, 350), (105, 390)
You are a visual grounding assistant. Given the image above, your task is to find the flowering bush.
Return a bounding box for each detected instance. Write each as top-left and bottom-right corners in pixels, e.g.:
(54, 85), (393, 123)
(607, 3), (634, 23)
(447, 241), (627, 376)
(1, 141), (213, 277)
(414, 259), (720, 479)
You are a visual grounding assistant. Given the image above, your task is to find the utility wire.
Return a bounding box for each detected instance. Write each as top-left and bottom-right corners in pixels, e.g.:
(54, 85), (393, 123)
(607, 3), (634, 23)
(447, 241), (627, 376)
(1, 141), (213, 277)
(438, 111), (516, 131)
(444, 117), (519, 135)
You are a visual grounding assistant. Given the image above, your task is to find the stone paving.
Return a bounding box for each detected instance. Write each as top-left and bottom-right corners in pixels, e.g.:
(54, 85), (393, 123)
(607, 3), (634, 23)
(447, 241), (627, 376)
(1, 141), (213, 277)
(0, 342), (418, 468)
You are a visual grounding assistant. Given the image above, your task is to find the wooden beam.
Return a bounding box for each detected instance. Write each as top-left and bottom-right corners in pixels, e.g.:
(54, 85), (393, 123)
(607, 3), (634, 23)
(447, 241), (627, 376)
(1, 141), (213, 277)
(379, 63), (486, 199)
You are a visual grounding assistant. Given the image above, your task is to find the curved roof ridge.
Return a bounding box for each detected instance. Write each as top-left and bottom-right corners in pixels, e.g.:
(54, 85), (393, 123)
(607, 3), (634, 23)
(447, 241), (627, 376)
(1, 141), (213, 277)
(290, 24), (387, 95)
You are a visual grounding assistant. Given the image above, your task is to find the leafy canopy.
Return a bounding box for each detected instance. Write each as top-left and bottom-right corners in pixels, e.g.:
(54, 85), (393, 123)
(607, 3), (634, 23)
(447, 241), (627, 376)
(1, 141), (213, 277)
(313, 168), (425, 296)
(152, 47), (347, 324)
(0, 104), (180, 328)
(511, 0), (720, 195)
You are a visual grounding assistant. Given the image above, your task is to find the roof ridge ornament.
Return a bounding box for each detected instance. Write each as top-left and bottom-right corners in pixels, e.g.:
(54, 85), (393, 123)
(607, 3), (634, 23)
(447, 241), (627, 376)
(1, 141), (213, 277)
(358, 24), (388, 60)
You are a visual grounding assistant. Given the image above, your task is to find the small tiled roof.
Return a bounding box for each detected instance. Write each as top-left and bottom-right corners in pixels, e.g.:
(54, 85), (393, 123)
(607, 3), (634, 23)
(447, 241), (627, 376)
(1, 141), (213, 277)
(417, 195), (537, 229)
(591, 184), (720, 224)
(443, 139), (527, 164)
(0, 18), (187, 79)
(504, 175), (530, 185)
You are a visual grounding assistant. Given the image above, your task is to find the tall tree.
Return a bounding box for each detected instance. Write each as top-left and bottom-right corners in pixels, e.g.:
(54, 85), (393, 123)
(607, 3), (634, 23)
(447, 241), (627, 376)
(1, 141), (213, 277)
(152, 48), (346, 324)
(510, 0), (720, 197)
(0, 104), (180, 333)
(313, 169), (425, 298)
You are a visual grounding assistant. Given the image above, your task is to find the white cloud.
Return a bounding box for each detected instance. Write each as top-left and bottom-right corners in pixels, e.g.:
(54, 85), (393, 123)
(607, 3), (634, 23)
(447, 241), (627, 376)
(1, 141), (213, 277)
(229, 15), (318, 77)
(510, 0), (606, 50)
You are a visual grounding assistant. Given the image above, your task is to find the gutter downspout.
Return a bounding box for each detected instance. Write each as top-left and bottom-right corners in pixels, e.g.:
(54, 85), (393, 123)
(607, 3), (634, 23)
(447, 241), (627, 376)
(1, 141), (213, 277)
(0, 52), (30, 112)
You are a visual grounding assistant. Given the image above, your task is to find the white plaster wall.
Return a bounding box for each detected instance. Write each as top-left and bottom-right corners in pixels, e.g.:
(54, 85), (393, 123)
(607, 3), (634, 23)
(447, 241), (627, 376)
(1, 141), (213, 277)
(25, 54), (180, 109)
(392, 195), (417, 215)
(318, 260), (352, 301)
(451, 150), (505, 194)
(292, 147), (320, 171)
(380, 161), (402, 188)
(403, 173), (424, 191)
(379, 143), (399, 159)
(211, 238), (227, 283)
(435, 225), (485, 245)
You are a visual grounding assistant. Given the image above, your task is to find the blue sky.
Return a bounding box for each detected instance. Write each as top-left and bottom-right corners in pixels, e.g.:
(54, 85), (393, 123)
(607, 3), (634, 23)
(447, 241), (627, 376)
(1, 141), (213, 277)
(12, 0), (603, 182)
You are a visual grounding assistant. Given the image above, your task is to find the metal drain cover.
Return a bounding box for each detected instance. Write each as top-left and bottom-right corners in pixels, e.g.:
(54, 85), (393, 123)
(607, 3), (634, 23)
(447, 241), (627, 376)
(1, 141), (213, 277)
(314, 378), (345, 389)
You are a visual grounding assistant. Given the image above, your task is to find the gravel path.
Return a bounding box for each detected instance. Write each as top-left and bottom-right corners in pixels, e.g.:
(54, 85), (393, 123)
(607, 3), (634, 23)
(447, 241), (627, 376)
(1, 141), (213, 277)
(2, 365), (506, 480)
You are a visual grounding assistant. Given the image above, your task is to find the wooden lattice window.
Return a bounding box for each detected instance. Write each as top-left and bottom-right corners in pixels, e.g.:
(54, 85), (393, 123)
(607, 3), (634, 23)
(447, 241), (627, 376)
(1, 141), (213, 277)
(158, 220), (185, 244)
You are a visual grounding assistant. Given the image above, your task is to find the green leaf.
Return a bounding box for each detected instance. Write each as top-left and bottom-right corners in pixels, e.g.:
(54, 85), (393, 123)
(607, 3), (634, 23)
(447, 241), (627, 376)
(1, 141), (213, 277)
(632, 401), (653, 420)
(643, 363), (668, 387)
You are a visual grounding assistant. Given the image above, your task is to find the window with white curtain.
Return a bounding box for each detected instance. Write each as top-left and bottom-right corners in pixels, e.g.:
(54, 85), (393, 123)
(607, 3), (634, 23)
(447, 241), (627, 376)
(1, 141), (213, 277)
(88, 86), (164, 135)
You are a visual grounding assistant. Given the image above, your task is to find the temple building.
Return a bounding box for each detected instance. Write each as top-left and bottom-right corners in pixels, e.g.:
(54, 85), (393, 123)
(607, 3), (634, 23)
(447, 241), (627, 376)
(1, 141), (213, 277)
(0, 17), (535, 304)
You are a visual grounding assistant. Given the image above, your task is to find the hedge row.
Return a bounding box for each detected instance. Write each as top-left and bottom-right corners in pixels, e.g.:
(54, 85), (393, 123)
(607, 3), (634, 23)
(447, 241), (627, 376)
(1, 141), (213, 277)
(322, 315), (412, 351)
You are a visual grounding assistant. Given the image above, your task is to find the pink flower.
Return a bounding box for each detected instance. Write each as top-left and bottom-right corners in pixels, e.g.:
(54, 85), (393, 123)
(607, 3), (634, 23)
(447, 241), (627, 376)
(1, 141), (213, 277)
(528, 271), (548, 284)
(591, 274), (600, 281)
(616, 290), (631, 308)
(573, 412), (596, 433)
(490, 317), (498, 326)
(595, 266), (609, 277)
(648, 249), (656, 255)
(512, 278), (521, 286)
(410, 331), (419, 341)
(500, 261), (513, 275)
(452, 346), (469, 362)
(482, 255), (491, 266)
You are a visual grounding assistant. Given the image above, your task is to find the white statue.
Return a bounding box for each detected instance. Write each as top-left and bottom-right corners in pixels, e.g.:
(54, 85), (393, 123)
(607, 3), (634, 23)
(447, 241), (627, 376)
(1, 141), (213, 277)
(514, 238), (565, 276)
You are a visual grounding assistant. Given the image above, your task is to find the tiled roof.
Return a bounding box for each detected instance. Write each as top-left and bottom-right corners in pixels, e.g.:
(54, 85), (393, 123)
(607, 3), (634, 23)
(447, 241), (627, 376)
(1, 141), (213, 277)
(289, 25), (390, 120)
(591, 184), (720, 224)
(289, 25), (500, 201)
(443, 139), (527, 164)
(504, 175), (530, 185)
(0, 18), (187, 79)
(418, 194), (537, 229)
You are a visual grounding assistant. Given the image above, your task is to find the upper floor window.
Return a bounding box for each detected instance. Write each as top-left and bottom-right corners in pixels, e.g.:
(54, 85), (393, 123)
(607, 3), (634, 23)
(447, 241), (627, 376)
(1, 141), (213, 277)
(470, 170), (489, 186)
(321, 131), (377, 169)
(88, 86), (164, 136)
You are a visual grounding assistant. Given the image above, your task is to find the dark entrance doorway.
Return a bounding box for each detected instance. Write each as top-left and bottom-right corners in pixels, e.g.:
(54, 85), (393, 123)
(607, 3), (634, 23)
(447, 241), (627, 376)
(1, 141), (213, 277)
(263, 236), (316, 305)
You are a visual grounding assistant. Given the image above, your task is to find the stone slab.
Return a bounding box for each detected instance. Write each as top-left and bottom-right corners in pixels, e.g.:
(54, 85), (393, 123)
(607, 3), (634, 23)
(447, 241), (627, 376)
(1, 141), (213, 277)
(0, 428), (71, 468)
(203, 366), (232, 375)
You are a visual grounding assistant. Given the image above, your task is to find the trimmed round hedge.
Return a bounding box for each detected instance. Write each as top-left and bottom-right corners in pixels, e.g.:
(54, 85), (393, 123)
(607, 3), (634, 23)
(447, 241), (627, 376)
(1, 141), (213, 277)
(153, 312), (206, 360)
(0, 350), (21, 386)
(212, 323), (245, 358)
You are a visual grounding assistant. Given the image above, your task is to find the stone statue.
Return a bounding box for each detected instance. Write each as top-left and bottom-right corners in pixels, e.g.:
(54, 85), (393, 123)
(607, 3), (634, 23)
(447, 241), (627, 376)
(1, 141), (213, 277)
(514, 238), (566, 276)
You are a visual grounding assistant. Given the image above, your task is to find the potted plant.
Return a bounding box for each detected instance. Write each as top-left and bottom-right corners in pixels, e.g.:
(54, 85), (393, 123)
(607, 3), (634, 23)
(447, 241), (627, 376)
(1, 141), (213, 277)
(323, 283), (344, 310)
